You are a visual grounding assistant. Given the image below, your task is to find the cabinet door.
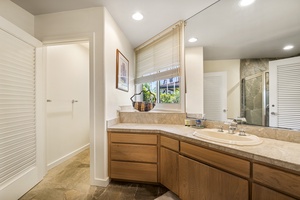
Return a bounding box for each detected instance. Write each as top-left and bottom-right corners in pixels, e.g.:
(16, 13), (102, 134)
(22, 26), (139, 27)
(179, 155), (248, 200)
(160, 147), (179, 195)
(252, 183), (296, 200)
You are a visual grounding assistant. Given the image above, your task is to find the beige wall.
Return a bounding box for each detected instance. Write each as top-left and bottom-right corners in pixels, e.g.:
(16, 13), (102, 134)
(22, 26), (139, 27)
(185, 47), (204, 115)
(204, 59), (240, 118)
(0, 0), (34, 35)
(104, 8), (135, 120)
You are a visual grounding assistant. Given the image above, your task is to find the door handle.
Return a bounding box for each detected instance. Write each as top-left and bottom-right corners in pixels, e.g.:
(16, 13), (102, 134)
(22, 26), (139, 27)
(271, 112), (276, 115)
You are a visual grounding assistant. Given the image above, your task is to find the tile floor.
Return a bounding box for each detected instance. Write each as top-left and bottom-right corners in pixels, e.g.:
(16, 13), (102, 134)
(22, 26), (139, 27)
(19, 149), (168, 200)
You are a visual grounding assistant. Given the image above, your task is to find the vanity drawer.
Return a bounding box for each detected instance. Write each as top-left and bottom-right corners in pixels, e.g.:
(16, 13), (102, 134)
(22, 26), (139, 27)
(111, 133), (157, 144)
(161, 136), (179, 152)
(111, 143), (157, 163)
(111, 161), (157, 182)
(180, 142), (250, 178)
(253, 163), (300, 198)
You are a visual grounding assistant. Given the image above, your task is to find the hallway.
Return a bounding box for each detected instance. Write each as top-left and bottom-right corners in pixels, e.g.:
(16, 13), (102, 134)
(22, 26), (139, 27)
(19, 149), (168, 200)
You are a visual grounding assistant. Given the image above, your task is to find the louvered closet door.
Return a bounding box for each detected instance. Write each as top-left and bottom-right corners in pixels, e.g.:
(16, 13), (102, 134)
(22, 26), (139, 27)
(269, 56), (300, 130)
(204, 72), (227, 121)
(0, 26), (43, 200)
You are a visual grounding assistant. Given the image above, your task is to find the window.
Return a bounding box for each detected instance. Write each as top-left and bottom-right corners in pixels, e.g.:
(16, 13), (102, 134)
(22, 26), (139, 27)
(134, 21), (184, 111)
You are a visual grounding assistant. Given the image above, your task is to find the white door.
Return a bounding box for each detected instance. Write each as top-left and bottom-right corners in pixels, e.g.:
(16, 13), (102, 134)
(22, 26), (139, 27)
(0, 19), (45, 200)
(204, 72), (227, 121)
(269, 56), (300, 129)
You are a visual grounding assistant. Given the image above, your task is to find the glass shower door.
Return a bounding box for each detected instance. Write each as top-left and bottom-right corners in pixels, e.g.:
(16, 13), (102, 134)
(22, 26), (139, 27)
(241, 71), (269, 126)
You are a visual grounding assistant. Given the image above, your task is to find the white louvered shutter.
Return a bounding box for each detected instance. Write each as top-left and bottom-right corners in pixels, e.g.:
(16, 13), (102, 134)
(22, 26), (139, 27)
(277, 64), (300, 129)
(0, 28), (36, 187)
(204, 72), (227, 121)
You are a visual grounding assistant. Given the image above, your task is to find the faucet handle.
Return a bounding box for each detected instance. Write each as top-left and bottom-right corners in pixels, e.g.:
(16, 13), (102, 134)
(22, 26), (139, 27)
(239, 129), (246, 136)
(217, 125), (224, 132)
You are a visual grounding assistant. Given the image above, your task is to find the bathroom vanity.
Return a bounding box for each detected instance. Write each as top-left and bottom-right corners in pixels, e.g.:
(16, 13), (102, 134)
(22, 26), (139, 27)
(107, 124), (300, 200)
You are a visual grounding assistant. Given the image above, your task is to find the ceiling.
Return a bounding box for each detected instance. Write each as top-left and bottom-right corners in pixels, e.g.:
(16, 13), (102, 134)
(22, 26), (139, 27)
(11, 0), (219, 48)
(10, 0), (300, 59)
(185, 0), (300, 60)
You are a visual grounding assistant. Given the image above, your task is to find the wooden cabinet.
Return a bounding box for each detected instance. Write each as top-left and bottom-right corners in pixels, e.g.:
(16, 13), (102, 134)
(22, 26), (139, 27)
(160, 136), (179, 195)
(253, 163), (300, 199)
(179, 155), (248, 200)
(252, 183), (296, 200)
(180, 141), (250, 178)
(108, 131), (299, 200)
(108, 132), (158, 183)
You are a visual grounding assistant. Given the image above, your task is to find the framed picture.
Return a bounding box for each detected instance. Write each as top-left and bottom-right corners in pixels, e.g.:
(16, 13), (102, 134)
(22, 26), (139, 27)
(116, 49), (129, 92)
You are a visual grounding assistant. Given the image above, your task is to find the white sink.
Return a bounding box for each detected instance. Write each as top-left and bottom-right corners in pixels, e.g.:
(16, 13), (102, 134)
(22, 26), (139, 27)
(193, 129), (263, 146)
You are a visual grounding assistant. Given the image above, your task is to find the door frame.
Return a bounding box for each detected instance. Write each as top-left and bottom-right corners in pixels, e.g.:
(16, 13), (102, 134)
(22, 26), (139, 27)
(41, 33), (109, 187)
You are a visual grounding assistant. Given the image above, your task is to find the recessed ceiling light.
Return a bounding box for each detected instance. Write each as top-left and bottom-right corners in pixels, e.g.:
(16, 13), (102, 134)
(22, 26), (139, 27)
(188, 37), (198, 43)
(283, 45), (294, 50)
(132, 12), (143, 21)
(239, 0), (255, 7)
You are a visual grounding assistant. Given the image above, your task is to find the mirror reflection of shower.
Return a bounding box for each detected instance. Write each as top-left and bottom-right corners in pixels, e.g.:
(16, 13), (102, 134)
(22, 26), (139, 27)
(241, 71), (269, 126)
(240, 59), (270, 126)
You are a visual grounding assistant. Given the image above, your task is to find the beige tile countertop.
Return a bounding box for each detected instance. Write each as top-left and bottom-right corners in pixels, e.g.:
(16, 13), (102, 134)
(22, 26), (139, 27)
(107, 123), (300, 174)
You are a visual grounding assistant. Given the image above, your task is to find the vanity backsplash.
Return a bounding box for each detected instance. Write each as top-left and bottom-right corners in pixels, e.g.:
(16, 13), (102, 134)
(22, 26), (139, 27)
(112, 111), (300, 144)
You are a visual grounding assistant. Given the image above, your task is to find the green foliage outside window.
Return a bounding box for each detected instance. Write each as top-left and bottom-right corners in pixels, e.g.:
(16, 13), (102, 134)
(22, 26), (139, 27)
(160, 89), (180, 103)
(142, 83), (156, 103)
(142, 82), (180, 104)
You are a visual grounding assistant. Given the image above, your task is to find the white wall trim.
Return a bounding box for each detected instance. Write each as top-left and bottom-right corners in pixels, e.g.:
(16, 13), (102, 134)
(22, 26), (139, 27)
(91, 177), (110, 187)
(0, 16), (41, 47)
(47, 144), (90, 170)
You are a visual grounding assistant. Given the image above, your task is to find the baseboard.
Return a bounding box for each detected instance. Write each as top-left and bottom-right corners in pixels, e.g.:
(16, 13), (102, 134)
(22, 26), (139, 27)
(47, 144), (90, 170)
(91, 177), (110, 187)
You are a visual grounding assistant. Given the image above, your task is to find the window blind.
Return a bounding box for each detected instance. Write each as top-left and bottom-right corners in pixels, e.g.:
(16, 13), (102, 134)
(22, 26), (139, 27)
(0, 29), (36, 186)
(135, 21), (183, 84)
(277, 64), (300, 130)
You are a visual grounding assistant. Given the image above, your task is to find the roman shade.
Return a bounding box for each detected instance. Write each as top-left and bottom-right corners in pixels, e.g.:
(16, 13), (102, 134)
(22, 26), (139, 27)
(135, 21), (183, 84)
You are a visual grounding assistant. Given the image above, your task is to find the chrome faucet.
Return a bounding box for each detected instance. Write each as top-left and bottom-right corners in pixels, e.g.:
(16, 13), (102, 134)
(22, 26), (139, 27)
(228, 121), (237, 134)
(224, 119), (237, 134)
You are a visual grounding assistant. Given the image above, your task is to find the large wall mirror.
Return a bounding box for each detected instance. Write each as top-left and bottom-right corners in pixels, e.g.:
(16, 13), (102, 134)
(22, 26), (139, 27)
(185, 0), (300, 128)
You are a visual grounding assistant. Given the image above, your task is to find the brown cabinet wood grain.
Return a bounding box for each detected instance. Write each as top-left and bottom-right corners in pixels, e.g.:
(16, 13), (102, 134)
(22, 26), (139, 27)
(160, 146), (179, 195)
(253, 163), (300, 199)
(108, 132), (158, 183)
(179, 155), (249, 200)
(111, 143), (157, 163)
(111, 161), (157, 182)
(111, 132), (157, 144)
(252, 183), (296, 200)
(161, 136), (179, 152)
(180, 141), (250, 178)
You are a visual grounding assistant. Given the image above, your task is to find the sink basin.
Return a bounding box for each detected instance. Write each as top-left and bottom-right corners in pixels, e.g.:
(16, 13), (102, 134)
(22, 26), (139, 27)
(193, 129), (263, 146)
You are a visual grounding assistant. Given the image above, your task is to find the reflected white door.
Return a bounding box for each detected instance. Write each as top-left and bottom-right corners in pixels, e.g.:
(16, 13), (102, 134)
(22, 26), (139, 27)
(269, 56), (300, 129)
(0, 22), (45, 200)
(204, 72), (227, 121)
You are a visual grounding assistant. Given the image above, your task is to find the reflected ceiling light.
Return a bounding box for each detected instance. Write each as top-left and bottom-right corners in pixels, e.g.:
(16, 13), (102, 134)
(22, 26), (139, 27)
(239, 0), (255, 7)
(283, 45), (294, 50)
(132, 12), (143, 21)
(188, 37), (198, 43)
